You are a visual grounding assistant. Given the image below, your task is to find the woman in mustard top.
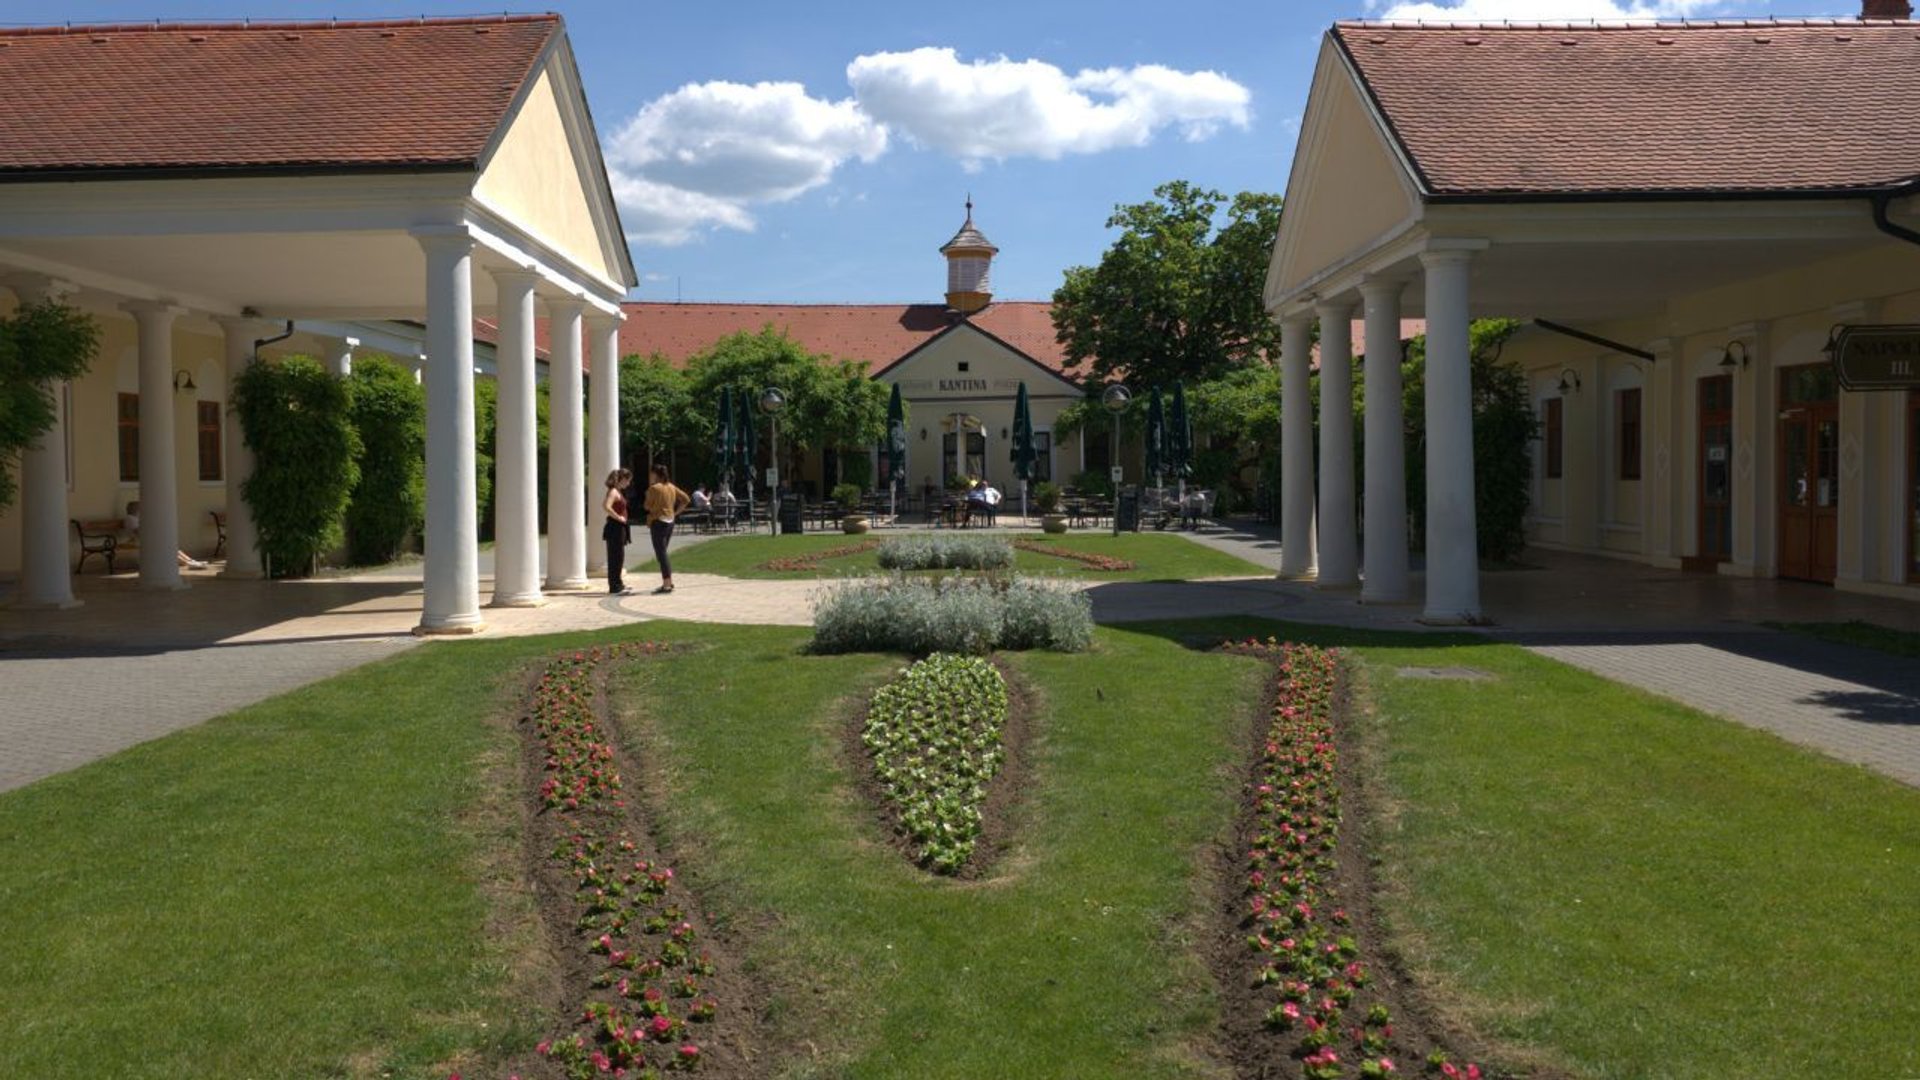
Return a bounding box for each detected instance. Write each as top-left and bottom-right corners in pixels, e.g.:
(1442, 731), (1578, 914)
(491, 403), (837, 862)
(642, 463), (691, 593)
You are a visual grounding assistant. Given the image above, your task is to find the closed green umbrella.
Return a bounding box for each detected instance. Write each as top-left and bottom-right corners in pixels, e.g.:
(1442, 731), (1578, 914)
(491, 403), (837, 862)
(1168, 380), (1192, 479)
(713, 386), (734, 492)
(1010, 381), (1035, 522)
(885, 383), (907, 521)
(734, 387), (757, 522)
(1145, 385), (1166, 489)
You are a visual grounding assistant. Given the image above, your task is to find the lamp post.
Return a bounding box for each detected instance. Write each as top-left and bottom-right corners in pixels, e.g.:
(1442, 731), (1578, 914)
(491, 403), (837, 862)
(760, 386), (787, 536)
(1102, 383), (1131, 537)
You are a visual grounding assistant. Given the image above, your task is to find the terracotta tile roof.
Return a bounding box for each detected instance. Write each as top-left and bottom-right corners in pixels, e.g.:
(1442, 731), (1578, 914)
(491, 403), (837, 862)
(1334, 20), (1920, 197)
(610, 301), (1077, 378)
(0, 15), (557, 176)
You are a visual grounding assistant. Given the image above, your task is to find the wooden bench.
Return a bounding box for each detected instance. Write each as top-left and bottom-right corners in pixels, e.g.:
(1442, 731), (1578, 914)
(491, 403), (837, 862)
(72, 518), (126, 574)
(211, 510), (227, 559)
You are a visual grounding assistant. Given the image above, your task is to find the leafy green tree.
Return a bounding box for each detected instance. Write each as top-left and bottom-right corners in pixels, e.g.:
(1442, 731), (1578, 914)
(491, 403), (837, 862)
(617, 354), (701, 473)
(233, 356), (359, 576)
(1051, 181), (1284, 388)
(1400, 318), (1534, 562)
(474, 376), (551, 542)
(684, 327), (888, 479)
(343, 355), (425, 565)
(0, 300), (100, 512)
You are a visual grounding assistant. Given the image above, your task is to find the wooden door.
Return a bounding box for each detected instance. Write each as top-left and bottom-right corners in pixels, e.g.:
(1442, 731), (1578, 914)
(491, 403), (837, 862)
(1777, 365), (1839, 583)
(1698, 375), (1733, 561)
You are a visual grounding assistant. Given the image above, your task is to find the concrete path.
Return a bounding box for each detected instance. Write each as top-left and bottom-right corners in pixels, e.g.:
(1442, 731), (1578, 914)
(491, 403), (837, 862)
(5, 520), (1920, 793)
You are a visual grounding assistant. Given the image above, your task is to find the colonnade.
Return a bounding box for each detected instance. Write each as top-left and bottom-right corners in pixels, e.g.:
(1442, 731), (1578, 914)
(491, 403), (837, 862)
(3, 230), (625, 635)
(1276, 244), (1484, 624)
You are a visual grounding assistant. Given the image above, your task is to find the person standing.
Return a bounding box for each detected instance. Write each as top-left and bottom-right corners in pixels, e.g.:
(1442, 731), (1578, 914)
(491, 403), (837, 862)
(601, 469), (634, 595)
(643, 463), (691, 594)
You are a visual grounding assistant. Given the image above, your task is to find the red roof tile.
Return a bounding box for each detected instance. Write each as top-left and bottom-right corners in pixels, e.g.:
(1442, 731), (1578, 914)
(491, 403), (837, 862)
(1334, 20), (1920, 197)
(612, 302), (1078, 378)
(0, 16), (557, 175)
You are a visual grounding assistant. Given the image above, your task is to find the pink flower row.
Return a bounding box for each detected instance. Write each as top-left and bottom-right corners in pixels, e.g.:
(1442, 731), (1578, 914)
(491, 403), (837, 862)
(1011, 539), (1136, 571)
(1222, 638), (1483, 1080)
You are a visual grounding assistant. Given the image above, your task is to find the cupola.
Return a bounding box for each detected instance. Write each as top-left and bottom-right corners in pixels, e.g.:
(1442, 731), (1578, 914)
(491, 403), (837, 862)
(939, 197), (997, 315)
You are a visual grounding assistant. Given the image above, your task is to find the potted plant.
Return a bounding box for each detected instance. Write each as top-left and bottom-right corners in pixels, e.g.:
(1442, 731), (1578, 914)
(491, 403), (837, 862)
(831, 482), (869, 534)
(1034, 481), (1069, 534)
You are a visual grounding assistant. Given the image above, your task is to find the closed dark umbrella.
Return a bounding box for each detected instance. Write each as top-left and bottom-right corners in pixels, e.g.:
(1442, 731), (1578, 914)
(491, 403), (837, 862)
(1145, 385), (1166, 489)
(713, 386), (734, 492)
(886, 383), (907, 522)
(1010, 381), (1035, 522)
(734, 387), (757, 523)
(1168, 380), (1192, 479)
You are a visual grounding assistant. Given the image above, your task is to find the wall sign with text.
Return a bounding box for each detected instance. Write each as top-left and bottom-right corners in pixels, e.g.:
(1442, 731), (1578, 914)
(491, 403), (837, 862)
(1831, 325), (1920, 390)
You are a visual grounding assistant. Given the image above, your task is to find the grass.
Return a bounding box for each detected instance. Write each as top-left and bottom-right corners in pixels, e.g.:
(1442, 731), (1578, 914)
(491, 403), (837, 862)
(1334, 630), (1920, 1079)
(1765, 618), (1920, 660)
(636, 530), (1268, 582)
(0, 633), (563, 1080)
(7, 615), (1919, 1079)
(614, 620), (1269, 1078)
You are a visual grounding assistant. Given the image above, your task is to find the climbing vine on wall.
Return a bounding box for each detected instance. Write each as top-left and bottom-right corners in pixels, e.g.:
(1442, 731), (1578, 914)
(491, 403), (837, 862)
(344, 355), (425, 565)
(233, 355), (360, 576)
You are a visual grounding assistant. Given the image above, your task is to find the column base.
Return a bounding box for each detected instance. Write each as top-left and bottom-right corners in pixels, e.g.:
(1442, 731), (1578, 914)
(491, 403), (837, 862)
(1275, 568), (1318, 582)
(489, 591), (547, 608)
(544, 577), (595, 593)
(413, 618), (487, 637)
(219, 567), (265, 580)
(1359, 589), (1412, 606)
(1418, 610), (1489, 627)
(1313, 576), (1359, 591)
(10, 596), (83, 611)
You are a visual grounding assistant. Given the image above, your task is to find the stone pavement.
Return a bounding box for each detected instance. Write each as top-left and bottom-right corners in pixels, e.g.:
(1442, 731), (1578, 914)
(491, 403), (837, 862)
(4, 520), (1920, 793)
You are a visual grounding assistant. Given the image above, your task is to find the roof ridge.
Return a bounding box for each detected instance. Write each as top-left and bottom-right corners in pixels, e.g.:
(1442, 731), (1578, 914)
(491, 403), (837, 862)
(0, 13), (559, 37)
(1335, 17), (1917, 29)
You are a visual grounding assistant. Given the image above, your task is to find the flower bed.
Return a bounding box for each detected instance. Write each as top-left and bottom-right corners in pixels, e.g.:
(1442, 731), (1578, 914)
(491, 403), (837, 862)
(1222, 638), (1484, 1080)
(757, 540), (878, 572)
(861, 653), (1009, 873)
(1010, 538), (1136, 571)
(518, 643), (731, 1078)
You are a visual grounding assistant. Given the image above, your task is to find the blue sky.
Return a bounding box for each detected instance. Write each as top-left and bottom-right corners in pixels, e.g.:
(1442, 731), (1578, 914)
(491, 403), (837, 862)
(33, 0), (1807, 303)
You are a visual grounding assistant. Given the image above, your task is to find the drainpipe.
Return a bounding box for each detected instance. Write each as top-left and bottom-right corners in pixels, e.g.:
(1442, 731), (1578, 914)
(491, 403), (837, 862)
(252, 319), (296, 363)
(1870, 179), (1920, 249)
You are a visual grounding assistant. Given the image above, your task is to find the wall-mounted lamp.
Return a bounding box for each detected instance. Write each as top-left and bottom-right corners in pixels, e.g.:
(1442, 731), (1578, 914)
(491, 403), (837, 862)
(1820, 323), (1847, 358)
(1719, 340), (1751, 370)
(920, 428), (927, 441)
(1556, 368), (1581, 395)
(172, 369), (197, 393)
(1000, 427), (1008, 439)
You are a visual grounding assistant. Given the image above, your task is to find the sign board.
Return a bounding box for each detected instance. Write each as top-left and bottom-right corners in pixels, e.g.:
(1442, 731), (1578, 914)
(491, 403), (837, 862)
(1831, 324), (1920, 390)
(1109, 466), (1124, 484)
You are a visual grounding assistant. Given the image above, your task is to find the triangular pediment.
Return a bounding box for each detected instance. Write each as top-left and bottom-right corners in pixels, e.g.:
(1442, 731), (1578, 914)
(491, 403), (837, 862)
(876, 321), (1084, 398)
(1266, 36), (1424, 306)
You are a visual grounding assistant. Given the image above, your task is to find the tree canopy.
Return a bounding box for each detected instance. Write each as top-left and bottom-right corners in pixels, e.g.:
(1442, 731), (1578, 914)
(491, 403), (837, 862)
(617, 354), (704, 470)
(0, 300), (100, 513)
(1050, 181), (1284, 389)
(684, 326), (889, 455)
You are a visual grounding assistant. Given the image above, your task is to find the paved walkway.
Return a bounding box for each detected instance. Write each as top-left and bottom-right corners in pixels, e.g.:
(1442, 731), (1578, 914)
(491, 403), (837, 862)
(4, 521), (1919, 793)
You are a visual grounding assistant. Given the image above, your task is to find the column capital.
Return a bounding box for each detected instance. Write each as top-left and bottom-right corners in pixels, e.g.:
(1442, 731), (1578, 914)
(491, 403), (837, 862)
(1280, 312), (1316, 336)
(543, 293), (588, 317)
(411, 225), (475, 254)
(1726, 320), (1768, 342)
(1418, 245), (1485, 271)
(119, 298), (187, 321)
(1357, 275), (1406, 304)
(1314, 296), (1357, 320)
(585, 310), (624, 332)
(1644, 337), (1675, 359)
(488, 265), (543, 289)
(2, 273), (80, 305)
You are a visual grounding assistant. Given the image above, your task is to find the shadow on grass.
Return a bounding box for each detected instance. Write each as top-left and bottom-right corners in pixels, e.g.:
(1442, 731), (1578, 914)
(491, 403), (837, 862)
(1101, 614), (1483, 653)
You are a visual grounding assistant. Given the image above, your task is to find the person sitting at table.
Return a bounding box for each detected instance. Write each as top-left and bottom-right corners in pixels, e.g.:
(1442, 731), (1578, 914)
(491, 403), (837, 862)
(690, 484), (712, 511)
(962, 477), (989, 526)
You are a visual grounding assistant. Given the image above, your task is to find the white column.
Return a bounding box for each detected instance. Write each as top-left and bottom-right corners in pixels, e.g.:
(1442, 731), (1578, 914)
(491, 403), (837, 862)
(585, 312), (622, 575)
(7, 274), (81, 608)
(1419, 247), (1482, 623)
(415, 230), (484, 633)
(1359, 277), (1410, 603)
(215, 316), (265, 578)
(324, 336), (356, 378)
(544, 298), (589, 590)
(1279, 314), (1317, 578)
(122, 300), (188, 590)
(1315, 299), (1358, 588)
(489, 269), (543, 607)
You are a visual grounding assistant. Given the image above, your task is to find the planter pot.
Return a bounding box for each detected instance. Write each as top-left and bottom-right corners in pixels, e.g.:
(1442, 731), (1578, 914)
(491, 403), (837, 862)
(1041, 513), (1070, 534)
(842, 514), (871, 535)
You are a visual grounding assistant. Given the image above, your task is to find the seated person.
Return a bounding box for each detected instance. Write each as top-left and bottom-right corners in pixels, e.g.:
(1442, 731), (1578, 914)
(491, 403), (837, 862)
(124, 501), (208, 570)
(1181, 490), (1206, 528)
(962, 477), (989, 526)
(690, 485), (712, 511)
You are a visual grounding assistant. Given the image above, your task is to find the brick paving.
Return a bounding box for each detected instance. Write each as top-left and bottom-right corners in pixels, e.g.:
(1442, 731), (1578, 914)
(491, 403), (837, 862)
(4, 521), (1919, 792)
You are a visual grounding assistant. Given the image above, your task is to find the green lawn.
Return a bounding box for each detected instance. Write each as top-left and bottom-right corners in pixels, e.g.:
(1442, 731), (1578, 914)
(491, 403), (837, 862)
(5, 617), (1918, 1079)
(1766, 619), (1920, 660)
(636, 530), (1268, 581)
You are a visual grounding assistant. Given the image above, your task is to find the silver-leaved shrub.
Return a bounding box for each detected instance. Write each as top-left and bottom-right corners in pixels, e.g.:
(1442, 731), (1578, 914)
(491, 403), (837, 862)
(811, 575), (1091, 655)
(875, 533), (1014, 571)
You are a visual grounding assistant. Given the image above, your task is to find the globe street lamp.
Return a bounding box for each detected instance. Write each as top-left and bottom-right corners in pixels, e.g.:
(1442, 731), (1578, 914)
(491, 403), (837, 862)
(1101, 383), (1130, 536)
(760, 387), (788, 535)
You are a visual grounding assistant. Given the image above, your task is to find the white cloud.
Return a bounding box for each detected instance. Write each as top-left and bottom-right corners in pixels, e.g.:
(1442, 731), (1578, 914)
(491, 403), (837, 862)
(1375, 0), (1722, 19)
(604, 80), (886, 246)
(845, 48), (1250, 166)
